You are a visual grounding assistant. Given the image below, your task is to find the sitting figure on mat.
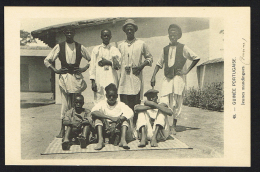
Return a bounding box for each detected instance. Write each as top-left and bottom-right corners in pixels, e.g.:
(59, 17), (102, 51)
(62, 94), (93, 150)
(91, 83), (134, 150)
(134, 89), (173, 147)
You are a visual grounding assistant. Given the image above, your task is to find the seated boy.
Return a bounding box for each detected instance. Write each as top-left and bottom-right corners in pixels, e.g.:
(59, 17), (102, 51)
(134, 89), (173, 147)
(91, 83), (134, 150)
(62, 94), (93, 150)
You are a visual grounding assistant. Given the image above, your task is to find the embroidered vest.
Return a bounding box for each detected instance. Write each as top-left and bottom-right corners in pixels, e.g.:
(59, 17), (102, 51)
(58, 42), (82, 74)
(164, 43), (186, 79)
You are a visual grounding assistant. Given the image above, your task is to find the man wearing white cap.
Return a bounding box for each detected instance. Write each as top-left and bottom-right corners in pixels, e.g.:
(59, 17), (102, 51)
(151, 24), (200, 134)
(118, 19), (153, 126)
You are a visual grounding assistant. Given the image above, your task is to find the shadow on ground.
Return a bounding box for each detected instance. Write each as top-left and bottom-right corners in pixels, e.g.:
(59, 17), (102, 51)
(176, 125), (200, 132)
(21, 99), (55, 109)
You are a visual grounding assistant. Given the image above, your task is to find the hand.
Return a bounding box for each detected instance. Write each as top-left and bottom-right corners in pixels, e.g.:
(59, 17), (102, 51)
(98, 58), (110, 67)
(151, 77), (156, 87)
(112, 56), (120, 70)
(132, 66), (143, 76)
(144, 100), (157, 109)
(74, 67), (85, 74)
(55, 68), (68, 74)
(91, 80), (97, 92)
(176, 69), (187, 76)
(110, 117), (118, 122)
(82, 120), (90, 125)
(71, 121), (82, 128)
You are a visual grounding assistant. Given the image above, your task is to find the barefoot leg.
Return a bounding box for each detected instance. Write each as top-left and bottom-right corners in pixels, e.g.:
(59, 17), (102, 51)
(95, 125), (105, 150)
(138, 126), (147, 147)
(62, 126), (71, 150)
(119, 125), (130, 149)
(56, 120), (65, 138)
(150, 125), (160, 147)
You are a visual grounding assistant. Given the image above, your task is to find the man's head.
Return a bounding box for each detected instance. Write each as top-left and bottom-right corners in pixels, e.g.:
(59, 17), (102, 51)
(74, 94), (84, 110)
(122, 19), (138, 40)
(144, 89), (159, 103)
(168, 24), (182, 45)
(101, 29), (112, 45)
(105, 83), (118, 106)
(63, 25), (76, 43)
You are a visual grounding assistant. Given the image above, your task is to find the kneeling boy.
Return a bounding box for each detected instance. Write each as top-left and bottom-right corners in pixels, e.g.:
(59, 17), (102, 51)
(135, 89), (173, 147)
(91, 83), (134, 150)
(62, 94), (93, 150)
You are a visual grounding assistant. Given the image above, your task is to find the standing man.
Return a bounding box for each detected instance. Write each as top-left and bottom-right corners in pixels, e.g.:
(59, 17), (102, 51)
(150, 24), (200, 134)
(118, 19), (153, 126)
(44, 25), (91, 138)
(89, 29), (121, 104)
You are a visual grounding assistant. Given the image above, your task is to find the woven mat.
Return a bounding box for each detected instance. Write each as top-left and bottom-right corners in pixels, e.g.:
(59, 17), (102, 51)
(41, 135), (191, 155)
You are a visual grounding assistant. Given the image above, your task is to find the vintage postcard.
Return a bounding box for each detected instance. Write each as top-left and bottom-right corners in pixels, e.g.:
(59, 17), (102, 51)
(5, 7), (250, 166)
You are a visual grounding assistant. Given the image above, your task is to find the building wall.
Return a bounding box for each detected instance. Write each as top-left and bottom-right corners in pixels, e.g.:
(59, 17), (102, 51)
(55, 27), (210, 104)
(21, 56), (51, 92)
(197, 62), (224, 88)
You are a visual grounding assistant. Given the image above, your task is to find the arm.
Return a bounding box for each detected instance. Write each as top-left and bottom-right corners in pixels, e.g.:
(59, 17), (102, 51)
(98, 58), (112, 67)
(151, 51), (164, 87)
(44, 45), (69, 74)
(179, 45), (200, 75)
(185, 59), (200, 75)
(74, 45), (91, 74)
(155, 103), (173, 116)
(89, 48), (97, 92)
(91, 111), (117, 122)
(134, 104), (152, 113)
(144, 101), (173, 116)
(151, 65), (161, 87)
(132, 43), (153, 76)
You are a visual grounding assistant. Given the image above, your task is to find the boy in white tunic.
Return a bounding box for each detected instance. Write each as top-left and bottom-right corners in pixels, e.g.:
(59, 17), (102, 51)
(89, 29), (121, 104)
(91, 83), (134, 150)
(151, 24), (200, 134)
(135, 89), (173, 147)
(44, 26), (91, 138)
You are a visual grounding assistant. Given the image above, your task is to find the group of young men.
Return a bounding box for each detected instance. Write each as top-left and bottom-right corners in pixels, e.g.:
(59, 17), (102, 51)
(44, 19), (200, 150)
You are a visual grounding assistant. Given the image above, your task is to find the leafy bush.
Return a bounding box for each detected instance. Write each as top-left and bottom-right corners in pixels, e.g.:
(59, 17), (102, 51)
(183, 82), (224, 111)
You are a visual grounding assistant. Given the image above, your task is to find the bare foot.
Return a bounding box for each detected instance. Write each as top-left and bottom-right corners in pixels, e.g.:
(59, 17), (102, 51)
(94, 142), (105, 150)
(171, 127), (176, 135)
(62, 141), (70, 150)
(78, 136), (88, 149)
(56, 130), (65, 138)
(138, 139), (147, 147)
(119, 140), (130, 149)
(150, 137), (158, 147)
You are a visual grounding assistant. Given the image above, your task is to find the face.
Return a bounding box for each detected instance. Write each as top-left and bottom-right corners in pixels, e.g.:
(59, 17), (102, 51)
(101, 30), (112, 45)
(74, 96), (84, 109)
(168, 28), (180, 44)
(106, 90), (118, 106)
(63, 29), (75, 42)
(124, 24), (135, 40)
(147, 94), (158, 103)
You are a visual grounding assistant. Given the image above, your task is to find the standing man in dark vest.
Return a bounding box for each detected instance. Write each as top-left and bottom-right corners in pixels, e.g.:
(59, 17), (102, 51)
(150, 24), (200, 135)
(44, 25), (91, 138)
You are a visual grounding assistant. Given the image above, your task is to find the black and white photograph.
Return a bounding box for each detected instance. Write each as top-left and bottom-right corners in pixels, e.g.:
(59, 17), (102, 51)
(5, 7), (250, 166)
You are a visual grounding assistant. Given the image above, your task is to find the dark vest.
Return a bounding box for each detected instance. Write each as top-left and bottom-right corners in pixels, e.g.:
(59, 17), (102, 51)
(164, 43), (186, 79)
(58, 41), (82, 74)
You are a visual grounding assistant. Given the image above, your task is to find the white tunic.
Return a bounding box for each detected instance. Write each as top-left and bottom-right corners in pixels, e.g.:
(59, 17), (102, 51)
(118, 38), (153, 99)
(89, 43), (121, 92)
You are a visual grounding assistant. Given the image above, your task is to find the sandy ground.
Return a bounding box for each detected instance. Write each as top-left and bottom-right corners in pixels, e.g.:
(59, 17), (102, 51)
(21, 93), (223, 159)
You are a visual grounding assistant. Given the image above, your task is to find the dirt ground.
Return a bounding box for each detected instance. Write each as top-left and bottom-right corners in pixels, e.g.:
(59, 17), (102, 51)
(21, 93), (223, 160)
